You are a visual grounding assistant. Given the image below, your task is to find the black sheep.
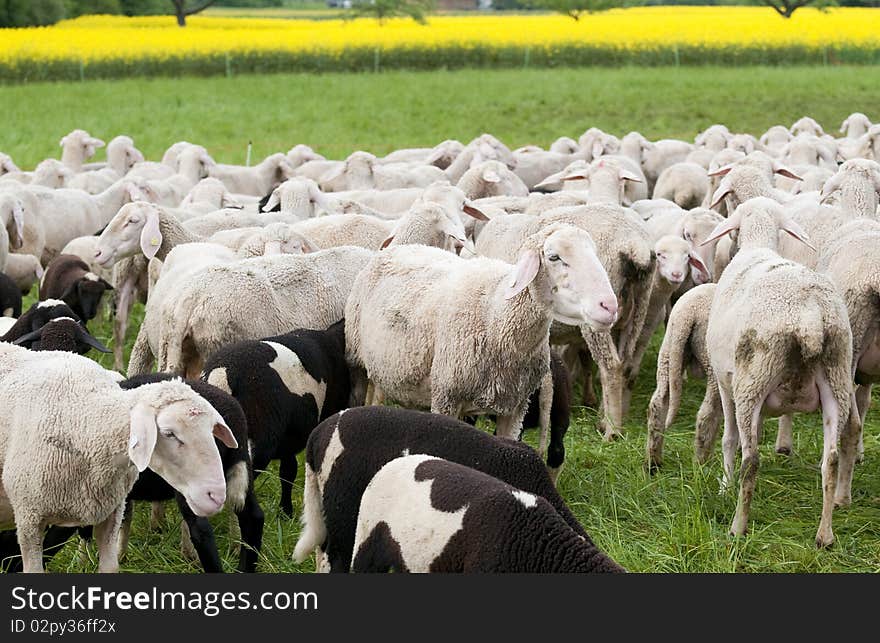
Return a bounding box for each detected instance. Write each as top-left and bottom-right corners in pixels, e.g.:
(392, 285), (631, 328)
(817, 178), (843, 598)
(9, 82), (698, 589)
(201, 319), (354, 517)
(39, 254), (113, 323)
(118, 374), (264, 573)
(292, 406), (616, 573)
(352, 455), (624, 573)
(1, 300), (107, 355)
(0, 271), (22, 318)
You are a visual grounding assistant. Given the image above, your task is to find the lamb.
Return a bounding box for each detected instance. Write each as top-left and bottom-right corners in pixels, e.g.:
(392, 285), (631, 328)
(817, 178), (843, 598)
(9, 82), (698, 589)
(642, 207), (724, 285)
(759, 125), (794, 155)
(0, 190), (44, 263)
(39, 254), (114, 324)
(646, 283), (721, 470)
(790, 167), (833, 195)
(203, 320), (354, 518)
(0, 299), (85, 345)
(703, 197), (856, 547)
(345, 224), (617, 439)
(620, 132), (692, 190)
(117, 374), (263, 573)
(790, 116), (825, 137)
(129, 246), (373, 379)
(652, 162), (710, 209)
(444, 134), (516, 184)
(351, 454), (623, 573)
(0, 273), (20, 318)
(839, 112), (872, 139)
(510, 148), (575, 191)
(292, 406), (619, 572)
(132, 146), (215, 207)
(59, 129), (105, 171)
(179, 178), (244, 213)
(455, 160), (529, 200)
(726, 133), (762, 155)
(68, 135), (144, 194)
(285, 144), (326, 170)
(577, 127), (621, 160)
(422, 139), (466, 169)
(0, 159), (73, 189)
(694, 125), (732, 152)
(535, 157), (647, 205)
(0, 345), (235, 572)
(208, 152), (293, 196)
(3, 254), (43, 295)
(227, 223), (317, 258)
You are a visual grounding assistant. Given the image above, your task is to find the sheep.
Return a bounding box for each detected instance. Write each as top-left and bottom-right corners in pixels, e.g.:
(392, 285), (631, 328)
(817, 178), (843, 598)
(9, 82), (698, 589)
(3, 254), (43, 295)
(0, 153), (19, 176)
(259, 176), (337, 220)
(791, 116), (825, 137)
(319, 151), (446, 192)
(226, 223), (317, 258)
(646, 283), (721, 470)
(445, 134), (516, 184)
(0, 190), (44, 263)
(129, 246), (374, 379)
(117, 374), (263, 574)
(285, 144), (326, 170)
(695, 124), (732, 152)
(0, 299), (102, 352)
(0, 273), (20, 318)
(790, 167), (833, 195)
(350, 454), (623, 573)
(456, 160), (529, 200)
(5, 316), (110, 355)
(203, 320), (354, 518)
(68, 135), (144, 194)
(819, 158), (880, 218)
(0, 345), (236, 572)
(208, 152), (293, 196)
(0, 159), (73, 188)
(839, 112), (872, 139)
(577, 127), (621, 160)
(475, 204), (655, 437)
(510, 148), (575, 190)
(535, 157), (647, 205)
(620, 132), (692, 190)
(726, 133), (762, 155)
(345, 223), (618, 439)
(59, 236), (114, 284)
(759, 125), (794, 155)
(550, 136), (580, 155)
(652, 162), (710, 209)
(292, 406), (617, 572)
(708, 158), (802, 212)
(421, 139), (466, 169)
(702, 197), (856, 547)
(59, 129), (105, 171)
(179, 177), (244, 213)
(642, 207), (724, 286)
(38, 255), (114, 324)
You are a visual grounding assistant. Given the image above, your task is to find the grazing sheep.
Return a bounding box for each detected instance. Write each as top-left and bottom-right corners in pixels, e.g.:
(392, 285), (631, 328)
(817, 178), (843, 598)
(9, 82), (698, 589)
(39, 254), (113, 324)
(292, 406), (609, 572)
(203, 320), (354, 518)
(703, 198), (856, 547)
(456, 160), (529, 200)
(1, 300), (83, 345)
(0, 273), (20, 318)
(646, 283), (720, 470)
(346, 224), (617, 439)
(351, 455), (624, 573)
(118, 374), (263, 573)
(652, 162), (710, 209)
(0, 345), (235, 572)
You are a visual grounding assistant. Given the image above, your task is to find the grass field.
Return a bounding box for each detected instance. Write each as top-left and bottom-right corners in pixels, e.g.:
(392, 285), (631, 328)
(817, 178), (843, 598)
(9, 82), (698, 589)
(2, 66), (880, 573)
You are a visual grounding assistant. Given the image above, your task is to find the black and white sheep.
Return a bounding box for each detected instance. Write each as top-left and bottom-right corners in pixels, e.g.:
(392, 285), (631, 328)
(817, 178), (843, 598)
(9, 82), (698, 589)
(352, 455), (624, 573)
(117, 374), (264, 573)
(292, 406), (611, 573)
(0, 271), (22, 318)
(1, 300), (109, 355)
(39, 254), (113, 323)
(201, 319), (354, 518)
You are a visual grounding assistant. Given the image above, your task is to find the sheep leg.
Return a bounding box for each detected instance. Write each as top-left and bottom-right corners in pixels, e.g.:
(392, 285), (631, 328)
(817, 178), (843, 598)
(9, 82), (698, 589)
(596, 360), (624, 440)
(815, 369), (841, 548)
(117, 499), (134, 561)
(112, 274), (136, 372)
(150, 501), (166, 530)
(175, 494), (221, 572)
(854, 383), (870, 463)
(579, 350), (598, 408)
(646, 384), (668, 472)
(775, 415), (794, 456)
(694, 377), (722, 464)
(835, 391), (862, 509)
(537, 370), (553, 459)
(279, 454), (298, 518)
(236, 488), (265, 574)
(94, 503), (125, 573)
(16, 519), (47, 573)
(729, 401), (761, 538)
(719, 385), (739, 491)
(495, 413), (524, 441)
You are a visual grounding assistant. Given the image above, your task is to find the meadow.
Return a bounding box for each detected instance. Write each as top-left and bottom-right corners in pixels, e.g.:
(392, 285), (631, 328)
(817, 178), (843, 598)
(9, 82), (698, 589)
(3, 8), (880, 82)
(2, 66), (880, 572)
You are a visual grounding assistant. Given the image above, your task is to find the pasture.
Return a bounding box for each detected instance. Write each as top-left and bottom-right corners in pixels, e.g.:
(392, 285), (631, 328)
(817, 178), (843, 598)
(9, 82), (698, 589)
(3, 66), (880, 573)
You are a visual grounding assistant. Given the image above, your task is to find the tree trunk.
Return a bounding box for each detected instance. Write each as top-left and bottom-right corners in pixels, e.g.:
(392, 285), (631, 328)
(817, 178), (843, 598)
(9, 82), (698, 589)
(176, 12), (186, 27)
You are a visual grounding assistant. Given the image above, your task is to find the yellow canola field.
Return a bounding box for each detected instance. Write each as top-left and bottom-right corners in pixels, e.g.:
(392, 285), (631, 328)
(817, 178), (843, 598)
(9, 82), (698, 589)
(2, 8), (879, 79)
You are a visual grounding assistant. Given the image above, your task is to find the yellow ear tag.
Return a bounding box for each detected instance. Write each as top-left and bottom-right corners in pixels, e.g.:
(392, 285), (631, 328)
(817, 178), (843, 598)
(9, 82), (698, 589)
(151, 238), (160, 246)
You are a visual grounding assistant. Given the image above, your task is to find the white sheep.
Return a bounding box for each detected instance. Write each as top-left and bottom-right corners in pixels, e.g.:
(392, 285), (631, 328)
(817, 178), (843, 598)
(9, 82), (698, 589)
(652, 162), (710, 209)
(445, 134), (516, 184)
(456, 160), (529, 200)
(839, 112), (872, 139)
(59, 129), (105, 171)
(208, 152), (293, 196)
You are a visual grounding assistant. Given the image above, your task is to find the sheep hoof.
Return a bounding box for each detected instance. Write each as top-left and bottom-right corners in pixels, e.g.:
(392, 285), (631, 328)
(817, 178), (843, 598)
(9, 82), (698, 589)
(646, 460), (660, 475)
(834, 495), (852, 509)
(775, 446), (791, 456)
(815, 533), (835, 549)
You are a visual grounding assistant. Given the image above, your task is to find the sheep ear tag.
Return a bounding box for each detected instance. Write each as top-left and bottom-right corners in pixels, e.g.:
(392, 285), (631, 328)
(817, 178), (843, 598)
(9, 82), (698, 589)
(504, 250), (540, 300)
(140, 211), (162, 260)
(128, 403), (158, 473)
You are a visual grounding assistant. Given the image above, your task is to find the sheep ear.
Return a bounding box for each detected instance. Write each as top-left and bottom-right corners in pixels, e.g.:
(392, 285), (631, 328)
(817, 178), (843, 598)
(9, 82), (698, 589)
(11, 200), (25, 249)
(34, 263), (44, 280)
(213, 420), (238, 450)
(619, 168), (643, 183)
(820, 173), (843, 202)
(781, 218), (815, 250)
(300, 236), (318, 253)
(319, 165), (345, 186)
(12, 327), (44, 346)
(687, 250), (711, 282)
(139, 207), (162, 260)
(128, 402), (159, 473)
(534, 170), (566, 189)
(59, 135), (67, 148)
(463, 202), (489, 221)
(99, 278), (114, 291)
(561, 172), (589, 182)
(773, 163), (802, 181)
(590, 141), (605, 159)
(709, 181), (734, 209)
(221, 193), (242, 209)
(88, 137), (106, 149)
(74, 324), (111, 353)
(840, 117), (850, 134)
(701, 217), (739, 246)
(262, 189), (281, 212)
(707, 164), (733, 178)
(504, 249), (541, 300)
(482, 167), (501, 183)
(380, 236), (394, 249)
(126, 183), (147, 202)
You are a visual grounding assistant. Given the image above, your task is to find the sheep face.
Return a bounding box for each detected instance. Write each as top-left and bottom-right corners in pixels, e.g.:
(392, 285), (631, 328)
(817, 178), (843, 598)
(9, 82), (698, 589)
(66, 273), (113, 321)
(95, 202), (158, 266)
(654, 236), (710, 287)
(16, 317), (110, 355)
(60, 129), (105, 166)
(129, 384), (237, 518)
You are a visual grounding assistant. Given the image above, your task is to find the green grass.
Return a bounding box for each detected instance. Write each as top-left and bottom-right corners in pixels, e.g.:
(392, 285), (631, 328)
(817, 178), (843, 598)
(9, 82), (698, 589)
(3, 66), (880, 573)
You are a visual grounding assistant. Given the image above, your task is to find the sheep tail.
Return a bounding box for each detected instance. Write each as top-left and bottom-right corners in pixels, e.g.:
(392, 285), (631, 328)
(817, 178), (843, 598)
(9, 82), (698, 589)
(793, 300), (824, 362)
(665, 310), (696, 429)
(292, 462), (327, 565)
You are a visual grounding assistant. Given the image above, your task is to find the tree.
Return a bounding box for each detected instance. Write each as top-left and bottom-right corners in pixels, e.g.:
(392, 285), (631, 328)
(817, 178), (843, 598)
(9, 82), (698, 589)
(757, 0), (832, 18)
(0, 0), (66, 27)
(535, 0), (636, 21)
(170, 0), (215, 26)
(346, 0), (435, 25)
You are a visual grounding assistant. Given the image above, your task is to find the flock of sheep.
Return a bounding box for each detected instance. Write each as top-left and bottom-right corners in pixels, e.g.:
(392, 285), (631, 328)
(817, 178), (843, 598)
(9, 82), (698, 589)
(0, 110), (878, 573)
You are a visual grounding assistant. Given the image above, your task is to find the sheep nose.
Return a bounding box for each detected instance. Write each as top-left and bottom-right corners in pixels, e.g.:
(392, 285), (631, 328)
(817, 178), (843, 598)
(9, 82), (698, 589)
(599, 298), (618, 317)
(671, 271), (683, 280)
